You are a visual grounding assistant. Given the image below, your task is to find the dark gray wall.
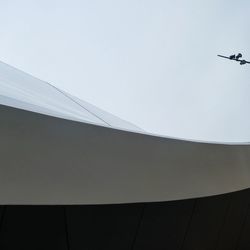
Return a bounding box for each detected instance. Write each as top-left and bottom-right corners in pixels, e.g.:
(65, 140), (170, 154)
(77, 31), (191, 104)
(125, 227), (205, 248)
(0, 189), (250, 250)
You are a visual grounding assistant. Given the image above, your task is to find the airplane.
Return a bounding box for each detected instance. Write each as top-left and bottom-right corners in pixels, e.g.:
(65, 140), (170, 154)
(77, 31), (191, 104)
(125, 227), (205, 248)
(217, 53), (250, 65)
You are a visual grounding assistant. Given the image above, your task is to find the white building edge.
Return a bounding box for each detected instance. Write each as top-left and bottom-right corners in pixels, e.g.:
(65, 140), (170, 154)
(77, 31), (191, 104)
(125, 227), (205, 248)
(0, 61), (249, 205)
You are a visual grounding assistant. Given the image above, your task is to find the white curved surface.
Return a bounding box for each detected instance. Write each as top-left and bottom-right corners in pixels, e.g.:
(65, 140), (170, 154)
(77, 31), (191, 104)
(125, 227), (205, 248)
(0, 61), (142, 132)
(0, 62), (250, 205)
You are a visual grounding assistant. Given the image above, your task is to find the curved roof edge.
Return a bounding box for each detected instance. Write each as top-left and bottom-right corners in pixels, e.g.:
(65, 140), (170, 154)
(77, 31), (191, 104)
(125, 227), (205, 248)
(0, 104), (250, 204)
(0, 60), (142, 132)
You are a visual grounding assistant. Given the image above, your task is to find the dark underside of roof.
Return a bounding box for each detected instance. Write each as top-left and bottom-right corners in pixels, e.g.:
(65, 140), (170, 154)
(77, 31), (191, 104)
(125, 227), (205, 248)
(0, 189), (250, 250)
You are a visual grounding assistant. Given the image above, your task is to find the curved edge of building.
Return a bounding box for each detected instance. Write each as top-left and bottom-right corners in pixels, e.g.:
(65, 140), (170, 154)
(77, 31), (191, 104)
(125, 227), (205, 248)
(0, 104), (250, 204)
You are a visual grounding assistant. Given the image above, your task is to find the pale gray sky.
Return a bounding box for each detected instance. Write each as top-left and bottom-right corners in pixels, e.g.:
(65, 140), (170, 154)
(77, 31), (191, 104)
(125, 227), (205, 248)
(0, 0), (250, 142)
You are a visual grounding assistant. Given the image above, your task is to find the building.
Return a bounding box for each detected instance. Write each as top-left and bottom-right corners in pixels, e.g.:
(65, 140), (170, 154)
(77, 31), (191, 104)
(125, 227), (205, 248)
(0, 61), (249, 249)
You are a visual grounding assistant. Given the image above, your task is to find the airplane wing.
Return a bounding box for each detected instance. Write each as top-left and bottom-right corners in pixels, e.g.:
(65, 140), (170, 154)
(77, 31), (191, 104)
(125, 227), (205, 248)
(217, 55), (230, 59)
(218, 55), (250, 64)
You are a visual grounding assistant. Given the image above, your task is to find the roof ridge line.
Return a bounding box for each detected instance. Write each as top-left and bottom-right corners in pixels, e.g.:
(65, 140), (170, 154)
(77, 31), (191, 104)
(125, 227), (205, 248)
(0, 60), (111, 127)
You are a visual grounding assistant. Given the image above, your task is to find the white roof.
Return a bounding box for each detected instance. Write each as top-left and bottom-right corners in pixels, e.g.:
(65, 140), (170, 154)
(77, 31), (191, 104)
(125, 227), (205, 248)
(1, 61), (250, 205)
(0, 61), (142, 132)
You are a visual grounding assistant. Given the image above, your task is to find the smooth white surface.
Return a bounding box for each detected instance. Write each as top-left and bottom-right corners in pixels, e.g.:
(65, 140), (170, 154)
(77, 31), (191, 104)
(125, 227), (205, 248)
(0, 61), (142, 132)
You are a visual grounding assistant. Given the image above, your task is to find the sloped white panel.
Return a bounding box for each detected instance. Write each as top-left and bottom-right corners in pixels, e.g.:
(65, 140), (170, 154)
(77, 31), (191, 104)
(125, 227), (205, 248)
(1, 61), (250, 205)
(0, 61), (105, 125)
(0, 61), (141, 131)
(64, 92), (143, 132)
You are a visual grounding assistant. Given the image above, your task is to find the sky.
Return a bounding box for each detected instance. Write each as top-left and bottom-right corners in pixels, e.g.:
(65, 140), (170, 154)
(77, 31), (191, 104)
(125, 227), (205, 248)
(0, 0), (250, 142)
